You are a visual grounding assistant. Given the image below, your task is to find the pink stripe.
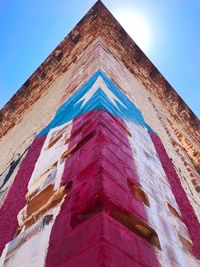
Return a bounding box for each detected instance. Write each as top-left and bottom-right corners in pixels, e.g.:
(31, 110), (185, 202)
(45, 110), (159, 267)
(150, 132), (200, 259)
(0, 135), (46, 255)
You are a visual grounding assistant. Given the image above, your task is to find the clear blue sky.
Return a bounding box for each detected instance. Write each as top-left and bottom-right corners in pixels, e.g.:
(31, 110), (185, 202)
(0, 0), (199, 117)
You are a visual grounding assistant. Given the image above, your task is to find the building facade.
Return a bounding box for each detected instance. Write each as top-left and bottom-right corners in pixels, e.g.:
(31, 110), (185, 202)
(0, 1), (200, 266)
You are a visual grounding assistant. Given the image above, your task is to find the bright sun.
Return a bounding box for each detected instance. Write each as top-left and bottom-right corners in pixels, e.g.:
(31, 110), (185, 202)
(113, 8), (152, 53)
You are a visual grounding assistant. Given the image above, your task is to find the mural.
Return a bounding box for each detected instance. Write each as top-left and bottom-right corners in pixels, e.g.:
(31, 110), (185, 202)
(0, 149), (28, 206)
(0, 70), (200, 267)
(149, 96), (200, 200)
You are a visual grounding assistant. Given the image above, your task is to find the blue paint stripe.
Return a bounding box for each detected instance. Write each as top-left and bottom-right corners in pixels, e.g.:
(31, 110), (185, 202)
(38, 70), (155, 136)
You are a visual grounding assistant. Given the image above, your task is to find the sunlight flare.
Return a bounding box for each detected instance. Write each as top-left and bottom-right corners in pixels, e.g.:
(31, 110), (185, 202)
(113, 8), (152, 53)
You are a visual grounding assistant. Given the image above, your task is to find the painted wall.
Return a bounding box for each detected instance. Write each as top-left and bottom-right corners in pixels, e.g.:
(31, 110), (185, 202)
(0, 69), (199, 266)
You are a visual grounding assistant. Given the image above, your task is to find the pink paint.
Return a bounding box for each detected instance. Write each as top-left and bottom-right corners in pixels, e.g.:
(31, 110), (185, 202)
(150, 132), (200, 259)
(45, 110), (159, 267)
(0, 135), (46, 255)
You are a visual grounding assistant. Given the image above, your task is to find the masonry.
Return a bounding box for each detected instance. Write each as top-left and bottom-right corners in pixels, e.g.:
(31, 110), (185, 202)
(0, 1), (200, 266)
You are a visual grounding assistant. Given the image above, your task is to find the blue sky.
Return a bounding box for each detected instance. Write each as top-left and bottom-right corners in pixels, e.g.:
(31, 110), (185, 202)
(0, 0), (199, 117)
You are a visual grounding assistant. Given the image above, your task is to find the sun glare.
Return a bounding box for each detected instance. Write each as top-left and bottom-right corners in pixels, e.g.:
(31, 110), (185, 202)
(113, 8), (152, 53)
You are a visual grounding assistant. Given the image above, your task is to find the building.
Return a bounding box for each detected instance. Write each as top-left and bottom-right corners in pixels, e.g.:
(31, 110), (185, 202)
(0, 1), (200, 266)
